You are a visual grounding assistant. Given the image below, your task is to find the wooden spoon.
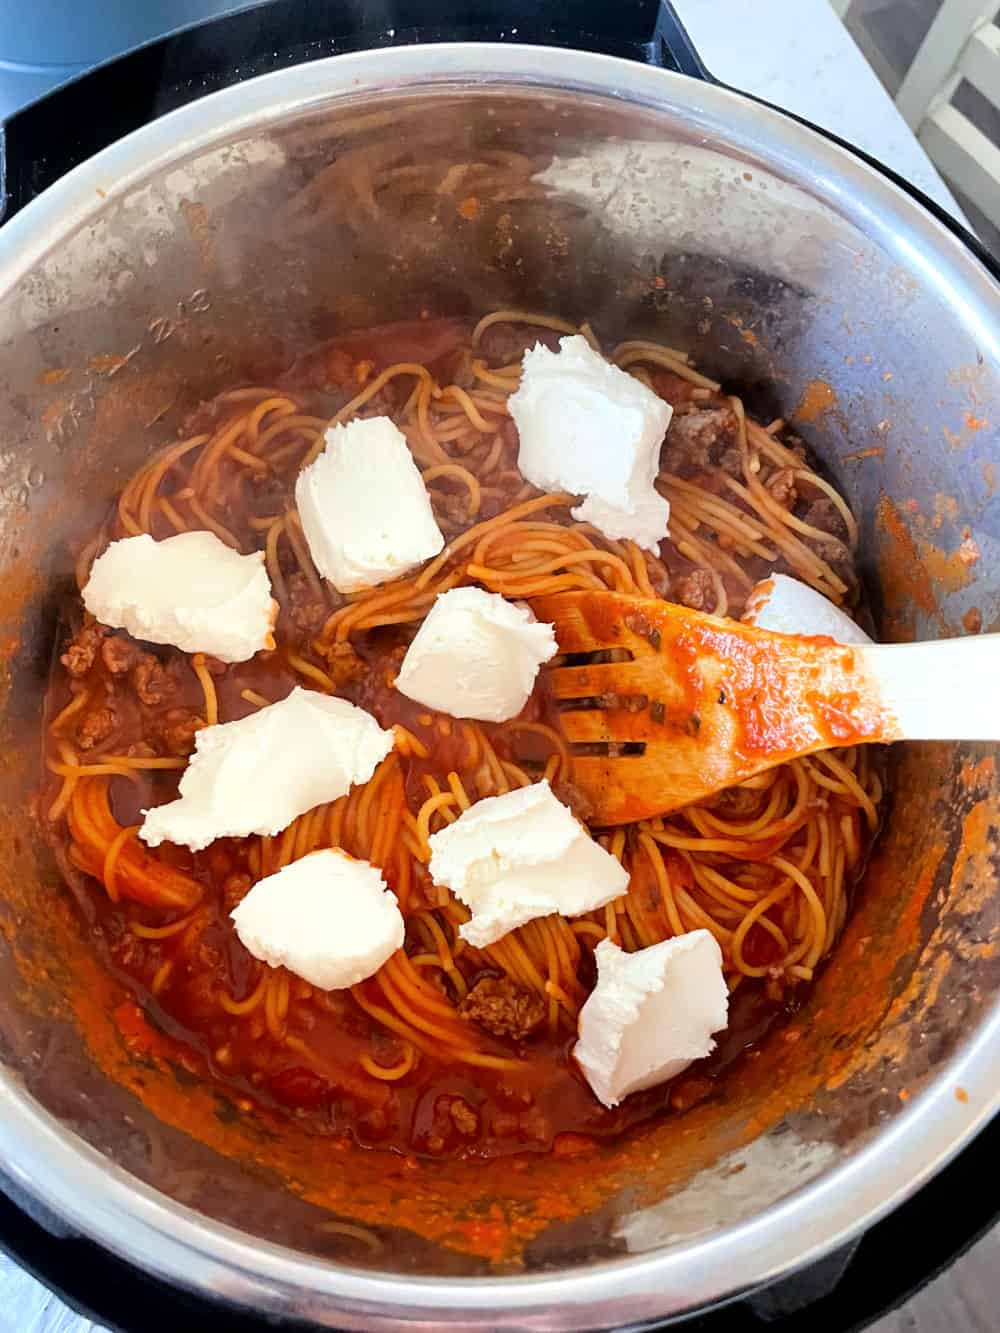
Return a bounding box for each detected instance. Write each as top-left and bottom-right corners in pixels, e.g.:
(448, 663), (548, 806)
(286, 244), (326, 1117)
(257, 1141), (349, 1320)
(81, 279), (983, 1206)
(530, 589), (1000, 826)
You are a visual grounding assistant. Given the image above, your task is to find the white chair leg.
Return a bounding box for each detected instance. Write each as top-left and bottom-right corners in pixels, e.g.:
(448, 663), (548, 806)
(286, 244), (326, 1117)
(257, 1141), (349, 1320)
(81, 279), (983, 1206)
(895, 0), (999, 129)
(919, 103), (1000, 226)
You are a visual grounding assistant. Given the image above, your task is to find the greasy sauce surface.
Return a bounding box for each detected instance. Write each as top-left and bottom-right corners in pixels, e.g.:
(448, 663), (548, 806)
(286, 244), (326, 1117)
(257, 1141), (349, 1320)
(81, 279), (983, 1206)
(42, 316), (880, 1163)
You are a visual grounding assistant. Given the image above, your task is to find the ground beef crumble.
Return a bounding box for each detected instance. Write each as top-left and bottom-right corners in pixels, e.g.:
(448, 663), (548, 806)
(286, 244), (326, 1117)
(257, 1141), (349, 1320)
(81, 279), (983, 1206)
(286, 572), (329, 636)
(800, 497), (847, 539)
(663, 406), (739, 475)
(76, 704), (117, 751)
(675, 569), (716, 612)
(643, 552), (671, 598)
(799, 497), (853, 583)
(432, 487), (472, 534)
(764, 467), (797, 510)
(61, 621), (110, 677)
(157, 708), (203, 757)
(100, 634), (138, 675)
(447, 1097), (479, 1137)
(552, 780), (595, 825)
(317, 639), (366, 687)
(711, 785), (762, 818)
(132, 654), (174, 707)
(478, 323), (560, 366)
(717, 445), (743, 478)
(223, 872), (252, 914)
(459, 975), (545, 1041)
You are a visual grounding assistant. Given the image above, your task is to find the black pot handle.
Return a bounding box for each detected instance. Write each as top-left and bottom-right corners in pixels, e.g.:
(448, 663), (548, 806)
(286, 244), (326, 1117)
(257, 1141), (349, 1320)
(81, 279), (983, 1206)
(0, 0), (710, 224)
(653, 1), (713, 80)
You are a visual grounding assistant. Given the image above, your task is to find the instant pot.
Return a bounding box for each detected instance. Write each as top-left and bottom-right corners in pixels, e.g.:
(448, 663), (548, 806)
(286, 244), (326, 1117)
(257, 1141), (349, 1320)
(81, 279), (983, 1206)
(0, 2), (997, 1330)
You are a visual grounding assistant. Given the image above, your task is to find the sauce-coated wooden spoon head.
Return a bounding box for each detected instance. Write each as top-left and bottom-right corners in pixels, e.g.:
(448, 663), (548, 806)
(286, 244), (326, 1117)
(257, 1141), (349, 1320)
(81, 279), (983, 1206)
(531, 590), (893, 826)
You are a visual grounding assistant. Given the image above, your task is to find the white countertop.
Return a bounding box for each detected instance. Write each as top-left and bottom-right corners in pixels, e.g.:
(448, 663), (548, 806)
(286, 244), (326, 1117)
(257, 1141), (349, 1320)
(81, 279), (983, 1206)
(672, 0), (964, 222)
(0, 3), (975, 1331)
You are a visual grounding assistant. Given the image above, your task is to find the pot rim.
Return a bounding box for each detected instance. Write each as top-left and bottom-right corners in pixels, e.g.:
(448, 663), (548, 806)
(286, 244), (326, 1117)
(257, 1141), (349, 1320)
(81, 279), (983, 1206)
(1, 41), (998, 1329)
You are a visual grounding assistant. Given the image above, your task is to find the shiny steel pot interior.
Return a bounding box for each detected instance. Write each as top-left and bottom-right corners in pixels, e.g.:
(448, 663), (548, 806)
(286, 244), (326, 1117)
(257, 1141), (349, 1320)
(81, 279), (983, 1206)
(0, 44), (997, 1331)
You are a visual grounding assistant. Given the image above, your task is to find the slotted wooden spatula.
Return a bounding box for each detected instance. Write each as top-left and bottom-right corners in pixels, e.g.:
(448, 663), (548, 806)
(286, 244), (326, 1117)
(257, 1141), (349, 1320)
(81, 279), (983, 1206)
(530, 590), (1000, 826)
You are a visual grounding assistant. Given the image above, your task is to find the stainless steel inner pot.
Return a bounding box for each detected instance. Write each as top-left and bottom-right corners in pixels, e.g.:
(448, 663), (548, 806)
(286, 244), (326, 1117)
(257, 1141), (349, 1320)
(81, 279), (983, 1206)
(0, 43), (997, 1331)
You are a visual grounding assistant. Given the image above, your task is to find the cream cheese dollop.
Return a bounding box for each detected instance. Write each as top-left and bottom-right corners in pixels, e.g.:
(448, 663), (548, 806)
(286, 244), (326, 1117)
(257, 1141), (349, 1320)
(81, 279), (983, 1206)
(428, 780), (628, 947)
(231, 849), (404, 990)
(508, 335), (672, 551)
(141, 688), (394, 851)
(83, 530), (276, 663)
(394, 587), (557, 722)
(574, 930), (729, 1108)
(295, 416), (444, 593)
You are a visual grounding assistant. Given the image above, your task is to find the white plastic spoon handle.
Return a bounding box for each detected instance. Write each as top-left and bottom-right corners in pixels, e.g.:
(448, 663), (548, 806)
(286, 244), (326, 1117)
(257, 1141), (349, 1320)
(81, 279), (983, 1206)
(860, 635), (1000, 741)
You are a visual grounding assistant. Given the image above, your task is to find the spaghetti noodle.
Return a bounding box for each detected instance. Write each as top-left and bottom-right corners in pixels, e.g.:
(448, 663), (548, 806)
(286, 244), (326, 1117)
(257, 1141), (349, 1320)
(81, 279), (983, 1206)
(41, 311), (880, 1157)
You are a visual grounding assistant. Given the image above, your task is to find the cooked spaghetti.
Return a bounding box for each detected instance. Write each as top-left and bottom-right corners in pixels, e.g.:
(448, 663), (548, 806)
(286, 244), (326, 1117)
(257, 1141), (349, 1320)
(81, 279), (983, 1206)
(42, 312), (881, 1157)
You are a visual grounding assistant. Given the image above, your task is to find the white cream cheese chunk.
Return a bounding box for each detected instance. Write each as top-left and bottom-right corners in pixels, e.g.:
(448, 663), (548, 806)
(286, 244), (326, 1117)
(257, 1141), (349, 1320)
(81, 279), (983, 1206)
(82, 530), (276, 663)
(508, 335), (673, 551)
(743, 573), (871, 645)
(428, 780), (629, 948)
(295, 416), (444, 593)
(394, 587), (557, 722)
(574, 930), (729, 1109)
(231, 848), (404, 990)
(141, 687), (394, 851)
